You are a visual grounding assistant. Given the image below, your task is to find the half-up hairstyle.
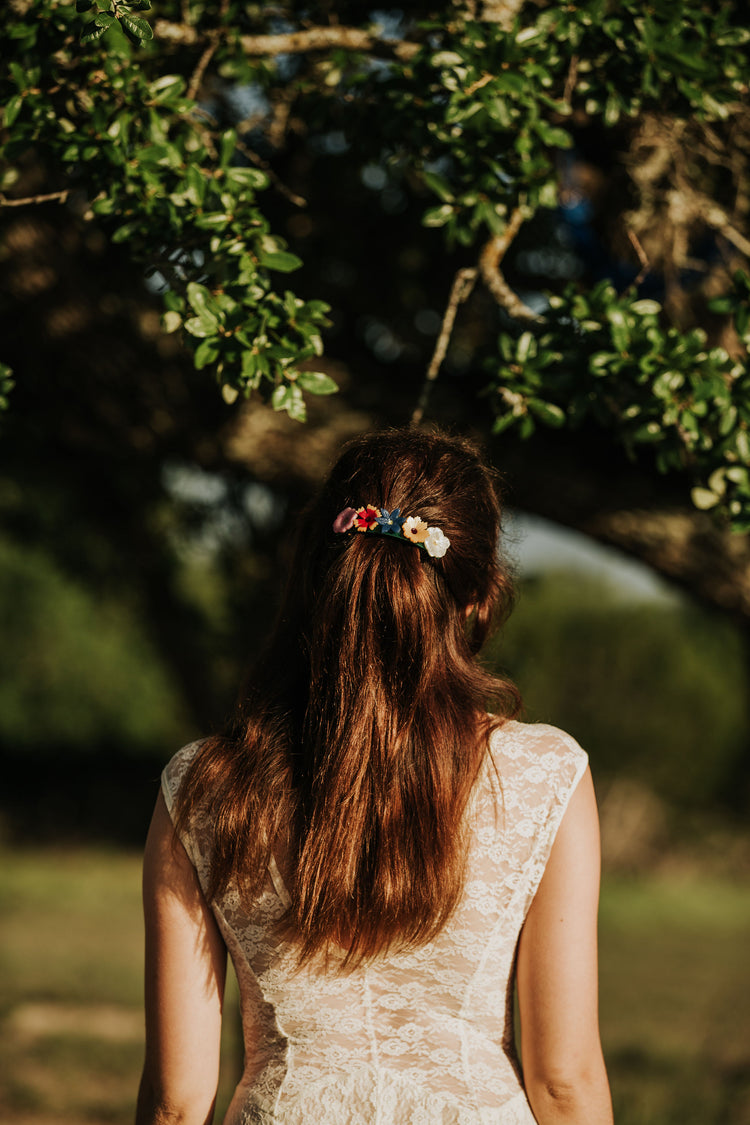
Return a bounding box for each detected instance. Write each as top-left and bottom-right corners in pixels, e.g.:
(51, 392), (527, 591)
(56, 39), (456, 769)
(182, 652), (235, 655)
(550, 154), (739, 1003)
(175, 427), (521, 967)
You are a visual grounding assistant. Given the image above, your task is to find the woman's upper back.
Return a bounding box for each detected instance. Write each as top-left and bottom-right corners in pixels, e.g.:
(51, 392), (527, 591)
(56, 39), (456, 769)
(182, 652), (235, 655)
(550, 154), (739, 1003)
(162, 720), (587, 1124)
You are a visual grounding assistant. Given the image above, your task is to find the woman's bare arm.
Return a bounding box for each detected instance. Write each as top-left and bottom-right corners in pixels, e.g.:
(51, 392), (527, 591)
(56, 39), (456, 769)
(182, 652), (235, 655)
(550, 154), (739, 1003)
(136, 791), (227, 1125)
(517, 766), (613, 1124)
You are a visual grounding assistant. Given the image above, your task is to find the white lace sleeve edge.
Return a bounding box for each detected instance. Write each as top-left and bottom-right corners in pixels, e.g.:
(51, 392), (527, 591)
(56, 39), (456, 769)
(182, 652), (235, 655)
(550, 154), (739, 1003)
(159, 741), (205, 870)
(513, 732), (590, 922)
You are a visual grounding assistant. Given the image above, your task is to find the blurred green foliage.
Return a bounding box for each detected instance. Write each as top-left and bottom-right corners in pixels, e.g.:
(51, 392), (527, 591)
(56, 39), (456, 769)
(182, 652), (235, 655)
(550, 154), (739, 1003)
(0, 538), (189, 752)
(1, 528), (747, 818)
(485, 571), (749, 810)
(2, 1), (749, 522)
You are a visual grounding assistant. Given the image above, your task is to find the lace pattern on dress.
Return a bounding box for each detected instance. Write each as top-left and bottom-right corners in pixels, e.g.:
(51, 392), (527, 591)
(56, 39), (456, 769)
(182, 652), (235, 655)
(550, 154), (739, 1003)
(160, 720), (588, 1125)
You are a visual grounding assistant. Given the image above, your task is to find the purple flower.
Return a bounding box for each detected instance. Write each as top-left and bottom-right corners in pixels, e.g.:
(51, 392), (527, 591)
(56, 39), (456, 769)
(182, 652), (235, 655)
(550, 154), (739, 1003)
(332, 507), (358, 533)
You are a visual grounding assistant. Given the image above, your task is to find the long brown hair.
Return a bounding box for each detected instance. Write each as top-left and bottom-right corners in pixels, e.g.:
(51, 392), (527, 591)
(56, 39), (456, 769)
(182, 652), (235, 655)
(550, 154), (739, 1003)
(175, 427), (520, 965)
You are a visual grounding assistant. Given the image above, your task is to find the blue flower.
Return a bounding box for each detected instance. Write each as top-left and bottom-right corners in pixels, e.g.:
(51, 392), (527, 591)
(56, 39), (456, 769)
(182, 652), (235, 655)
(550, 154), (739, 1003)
(375, 507), (405, 534)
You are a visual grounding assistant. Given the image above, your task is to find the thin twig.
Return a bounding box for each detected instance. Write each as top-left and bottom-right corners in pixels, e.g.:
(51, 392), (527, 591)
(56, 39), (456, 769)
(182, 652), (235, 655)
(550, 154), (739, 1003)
(626, 228), (651, 289)
(235, 139), (307, 207)
(563, 54), (579, 106)
(478, 208), (539, 320)
(187, 36), (219, 100)
(268, 86), (296, 150)
(411, 267), (478, 427)
(700, 199), (750, 258)
(464, 73), (494, 99)
(0, 189), (70, 208)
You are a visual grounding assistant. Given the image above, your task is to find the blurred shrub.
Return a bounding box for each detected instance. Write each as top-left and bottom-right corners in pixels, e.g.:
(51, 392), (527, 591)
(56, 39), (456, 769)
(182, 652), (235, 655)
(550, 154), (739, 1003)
(3, 529), (748, 820)
(486, 571), (749, 810)
(0, 538), (189, 754)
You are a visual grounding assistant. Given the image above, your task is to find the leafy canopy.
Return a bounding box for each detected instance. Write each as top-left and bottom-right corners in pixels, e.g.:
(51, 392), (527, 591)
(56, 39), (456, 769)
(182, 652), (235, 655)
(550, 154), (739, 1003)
(1, 0), (749, 527)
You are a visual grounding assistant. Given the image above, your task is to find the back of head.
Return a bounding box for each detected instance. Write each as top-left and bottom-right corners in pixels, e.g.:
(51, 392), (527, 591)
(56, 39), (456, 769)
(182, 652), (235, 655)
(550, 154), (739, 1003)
(178, 427), (520, 967)
(298, 426), (511, 660)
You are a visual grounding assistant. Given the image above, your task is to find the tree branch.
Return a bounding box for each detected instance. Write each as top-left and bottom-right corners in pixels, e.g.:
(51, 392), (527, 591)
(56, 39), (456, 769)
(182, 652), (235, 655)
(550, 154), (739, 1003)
(154, 21), (420, 61)
(626, 228), (651, 290)
(564, 54), (579, 106)
(411, 267), (478, 427)
(187, 35), (219, 100)
(413, 210), (539, 426)
(0, 189), (70, 208)
(268, 85), (297, 150)
(478, 208), (540, 320)
(235, 139), (307, 207)
(699, 198), (750, 258)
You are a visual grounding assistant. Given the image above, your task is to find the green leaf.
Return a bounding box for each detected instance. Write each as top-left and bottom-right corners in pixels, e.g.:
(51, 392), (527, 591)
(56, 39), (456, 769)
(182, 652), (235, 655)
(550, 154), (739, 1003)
(430, 51), (463, 68)
(715, 27), (750, 45)
(297, 370), (338, 395)
(518, 415), (535, 439)
(193, 339), (219, 369)
(80, 20), (108, 44)
(185, 164), (206, 206)
(225, 167), (268, 190)
(148, 75), (186, 101)
(516, 332), (536, 363)
(719, 406), (738, 436)
(272, 384), (307, 422)
(516, 26), (542, 45)
(9, 62), (26, 88)
(95, 12), (116, 29)
(604, 93), (621, 126)
(161, 311), (182, 333)
(4, 95), (22, 128)
(423, 204), (454, 228)
(422, 170), (454, 202)
(186, 282), (219, 322)
(240, 350), (261, 387)
(492, 412), (517, 435)
(538, 180), (558, 209)
(304, 299), (331, 319)
(528, 399), (566, 427)
(219, 130), (238, 169)
(111, 222), (140, 243)
(630, 299), (662, 316)
(194, 212), (233, 229)
(184, 316), (219, 339)
(120, 13), (153, 41)
(607, 309), (630, 352)
(708, 468), (727, 496)
(260, 250), (303, 272)
(691, 487), (720, 510)
(91, 195), (116, 215)
(535, 122), (573, 149)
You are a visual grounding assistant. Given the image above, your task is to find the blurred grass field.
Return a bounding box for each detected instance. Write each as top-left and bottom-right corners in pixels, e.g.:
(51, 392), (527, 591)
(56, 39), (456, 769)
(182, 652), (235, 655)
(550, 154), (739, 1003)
(1, 847), (749, 1125)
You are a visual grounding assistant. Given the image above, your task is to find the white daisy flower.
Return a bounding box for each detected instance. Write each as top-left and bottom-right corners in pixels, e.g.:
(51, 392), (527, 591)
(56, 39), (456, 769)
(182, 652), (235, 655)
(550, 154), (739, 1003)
(424, 527), (450, 557)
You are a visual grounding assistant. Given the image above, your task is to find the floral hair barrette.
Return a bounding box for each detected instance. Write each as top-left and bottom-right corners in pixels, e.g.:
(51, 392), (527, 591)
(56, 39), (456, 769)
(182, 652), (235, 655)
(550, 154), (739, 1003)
(332, 505), (450, 558)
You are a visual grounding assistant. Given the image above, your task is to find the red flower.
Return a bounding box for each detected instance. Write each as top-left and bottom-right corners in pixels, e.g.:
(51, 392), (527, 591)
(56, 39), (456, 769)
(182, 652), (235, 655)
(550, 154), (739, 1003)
(354, 505), (381, 531)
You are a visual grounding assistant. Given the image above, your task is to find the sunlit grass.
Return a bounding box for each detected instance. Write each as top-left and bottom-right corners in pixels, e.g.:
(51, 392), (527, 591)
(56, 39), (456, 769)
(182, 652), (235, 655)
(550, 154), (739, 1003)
(599, 876), (750, 1124)
(1, 849), (749, 1124)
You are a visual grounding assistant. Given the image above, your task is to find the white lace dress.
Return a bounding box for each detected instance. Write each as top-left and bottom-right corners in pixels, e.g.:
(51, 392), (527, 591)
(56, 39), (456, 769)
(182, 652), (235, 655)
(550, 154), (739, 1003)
(161, 720), (588, 1125)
